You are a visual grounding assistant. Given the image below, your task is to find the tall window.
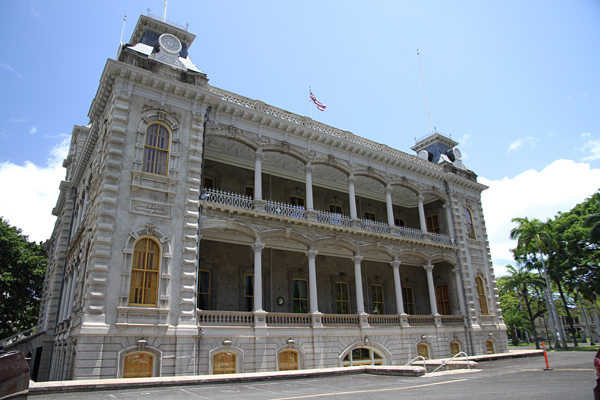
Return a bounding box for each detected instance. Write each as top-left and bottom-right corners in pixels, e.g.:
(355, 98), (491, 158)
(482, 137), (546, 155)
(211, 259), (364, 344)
(364, 211), (376, 221)
(402, 287), (415, 315)
(123, 353), (154, 378)
(394, 218), (405, 227)
(330, 204), (343, 214)
(464, 207), (476, 239)
(293, 279), (308, 313)
(142, 123), (169, 175)
(426, 215), (439, 233)
(198, 270), (211, 310)
(245, 186), (255, 199)
(435, 284), (451, 315)
(486, 340), (495, 354)
(342, 348), (383, 367)
(290, 196), (305, 207)
(417, 344), (429, 359)
(371, 284), (384, 315)
(244, 275), (254, 311)
(279, 350), (299, 371)
(203, 177), (214, 189)
(213, 352), (236, 374)
(129, 238), (160, 306)
(476, 276), (489, 315)
(335, 282), (349, 314)
(451, 342), (461, 356)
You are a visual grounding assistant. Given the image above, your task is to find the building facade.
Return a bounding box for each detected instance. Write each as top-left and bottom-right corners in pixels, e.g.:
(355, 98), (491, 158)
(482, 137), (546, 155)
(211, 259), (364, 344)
(34, 14), (507, 380)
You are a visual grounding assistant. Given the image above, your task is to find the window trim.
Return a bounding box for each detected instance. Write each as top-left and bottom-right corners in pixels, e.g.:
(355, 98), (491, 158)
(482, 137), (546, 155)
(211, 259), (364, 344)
(292, 278), (308, 313)
(435, 283), (451, 316)
(364, 211), (376, 221)
(371, 284), (385, 315)
(335, 281), (350, 314)
(402, 286), (415, 315)
(464, 206), (476, 239)
(426, 214), (439, 233)
(476, 276), (489, 315)
(128, 237), (161, 307)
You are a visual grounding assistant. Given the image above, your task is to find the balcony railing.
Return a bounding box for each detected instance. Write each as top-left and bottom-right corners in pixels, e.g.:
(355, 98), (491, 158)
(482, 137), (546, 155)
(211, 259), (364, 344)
(197, 310), (467, 328)
(201, 188), (454, 246)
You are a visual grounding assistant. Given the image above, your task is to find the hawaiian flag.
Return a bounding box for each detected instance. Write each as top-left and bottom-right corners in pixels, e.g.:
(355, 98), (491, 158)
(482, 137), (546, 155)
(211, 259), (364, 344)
(310, 91), (327, 111)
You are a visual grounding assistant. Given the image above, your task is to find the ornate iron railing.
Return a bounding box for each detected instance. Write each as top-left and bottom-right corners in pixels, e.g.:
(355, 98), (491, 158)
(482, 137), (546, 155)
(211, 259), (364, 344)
(360, 219), (391, 234)
(202, 188), (253, 210)
(316, 211), (352, 227)
(265, 200), (306, 219)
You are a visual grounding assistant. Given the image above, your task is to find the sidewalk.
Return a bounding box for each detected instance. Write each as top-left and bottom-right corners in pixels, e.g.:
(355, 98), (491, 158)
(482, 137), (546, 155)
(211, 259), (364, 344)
(29, 348), (543, 396)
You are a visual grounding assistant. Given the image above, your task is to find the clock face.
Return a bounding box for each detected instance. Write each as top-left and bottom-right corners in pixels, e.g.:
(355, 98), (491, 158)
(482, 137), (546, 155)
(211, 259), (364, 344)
(277, 297), (284, 306)
(159, 33), (182, 54)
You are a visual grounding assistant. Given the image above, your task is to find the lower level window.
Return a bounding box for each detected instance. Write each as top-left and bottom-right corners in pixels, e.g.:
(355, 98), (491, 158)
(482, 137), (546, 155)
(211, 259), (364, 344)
(417, 343), (429, 359)
(486, 340), (495, 354)
(123, 352), (154, 378)
(343, 347), (383, 366)
(279, 350), (299, 371)
(213, 352), (236, 374)
(451, 342), (460, 356)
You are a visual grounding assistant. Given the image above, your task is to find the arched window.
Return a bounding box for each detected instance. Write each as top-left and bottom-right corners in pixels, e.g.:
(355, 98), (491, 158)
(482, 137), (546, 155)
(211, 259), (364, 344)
(123, 352), (154, 378)
(342, 347), (384, 366)
(129, 238), (160, 306)
(142, 123), (170, 175)
(476, 276), (489, 315)
(417, 343), (430, 359)
(213, 352), (236, 374)
(486, 340), (495, 354)
(450, 342), (461, 356)
(279, 350), (299, 371)
(464, 207), (476, 239)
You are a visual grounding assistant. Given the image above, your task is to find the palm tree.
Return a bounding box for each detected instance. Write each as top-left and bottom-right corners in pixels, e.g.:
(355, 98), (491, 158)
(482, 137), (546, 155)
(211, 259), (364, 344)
(510, 217), (567, 348)
(502, 264), (545, 349)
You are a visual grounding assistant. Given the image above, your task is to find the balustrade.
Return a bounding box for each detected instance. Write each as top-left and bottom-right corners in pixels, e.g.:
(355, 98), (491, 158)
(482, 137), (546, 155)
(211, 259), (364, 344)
(265, 201), (306, 219)
(202, 188), (253, 210)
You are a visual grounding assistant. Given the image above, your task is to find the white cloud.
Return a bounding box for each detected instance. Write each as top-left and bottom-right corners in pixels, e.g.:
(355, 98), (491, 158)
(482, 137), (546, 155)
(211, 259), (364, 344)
(581, 139), (600, 161)
(29, 126), (37, 134)
(0, 64), (23, 79)
(0, 137), (69, 243)
(480, 159), (600, 277)
(580, 132), (591, 139)
(508, 138), (523, 152)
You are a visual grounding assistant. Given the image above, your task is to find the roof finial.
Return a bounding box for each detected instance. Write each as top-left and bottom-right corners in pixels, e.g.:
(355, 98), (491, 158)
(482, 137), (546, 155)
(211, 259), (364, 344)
(119, 15), (126, 44)
(163, 0), (168, 21)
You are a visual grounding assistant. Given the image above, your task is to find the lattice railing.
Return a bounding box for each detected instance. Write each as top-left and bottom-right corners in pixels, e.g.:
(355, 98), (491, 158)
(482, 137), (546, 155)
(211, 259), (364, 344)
(316, 211), (352, 227)
(265, 201), (306, 219)
(202, 188), (253, 210)
(360, 219), (391, 234)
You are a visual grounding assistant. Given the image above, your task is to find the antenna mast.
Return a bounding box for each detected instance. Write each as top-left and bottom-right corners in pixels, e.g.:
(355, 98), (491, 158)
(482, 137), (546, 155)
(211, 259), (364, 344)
(417, 49), (434, 135)
(163, 0), (168, 21)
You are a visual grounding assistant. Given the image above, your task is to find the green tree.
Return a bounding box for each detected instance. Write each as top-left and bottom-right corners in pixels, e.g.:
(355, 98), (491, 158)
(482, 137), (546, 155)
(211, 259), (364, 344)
(0, 217), (47, 339)
(500, 264), (545, 349)
(509, 217), (567, 348)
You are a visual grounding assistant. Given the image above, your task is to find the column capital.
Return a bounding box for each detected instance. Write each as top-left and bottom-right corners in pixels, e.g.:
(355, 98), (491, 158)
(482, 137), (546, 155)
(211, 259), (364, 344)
(352, 255), (363, 264)
(452, 267), (460, 275)
(384, 185), (394, 195)
(390, 260), (401, 269)
(417, 194), (425, 202)
(423, 264), (434, 273)
(305, 249), (318, 260)
(251, 151), (264, 161)
(252, 243), (265, 253)
(346, 175), (357, 185)
(304, 164), (313, 174)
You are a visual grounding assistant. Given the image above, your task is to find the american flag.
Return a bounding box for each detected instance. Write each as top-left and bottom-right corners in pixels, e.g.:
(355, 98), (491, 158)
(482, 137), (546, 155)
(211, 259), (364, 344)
(310, 91), (327, 111)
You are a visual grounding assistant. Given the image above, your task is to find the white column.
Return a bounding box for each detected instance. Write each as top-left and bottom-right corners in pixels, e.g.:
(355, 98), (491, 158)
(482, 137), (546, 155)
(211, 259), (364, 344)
(352, 255), (365, 314)
(453, 267), (466, 315)
(252, 150), (264, 201)
(252, 243), (265, 311)
(418, 194), (427, 233)
(306, 250), (319, 313)
(424, 264), (439, 315)
(347, 174), (358, 220)
(444, 203), (454, 240)
(391, 260), (405, 315)
(385, 185), (395, 226)
(305, 164), (314, 211)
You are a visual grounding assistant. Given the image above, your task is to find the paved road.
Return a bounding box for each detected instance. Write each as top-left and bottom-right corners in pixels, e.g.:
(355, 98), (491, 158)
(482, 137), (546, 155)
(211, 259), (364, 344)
(31, 351), (597, 400)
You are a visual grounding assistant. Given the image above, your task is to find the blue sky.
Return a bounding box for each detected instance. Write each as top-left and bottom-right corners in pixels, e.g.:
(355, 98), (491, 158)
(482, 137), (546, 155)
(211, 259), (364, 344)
(1, 0), (600, 276)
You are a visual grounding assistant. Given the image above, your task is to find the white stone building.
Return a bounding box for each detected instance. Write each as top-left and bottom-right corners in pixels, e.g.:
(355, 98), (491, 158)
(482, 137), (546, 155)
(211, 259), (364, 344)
(33, 14), (507, 380)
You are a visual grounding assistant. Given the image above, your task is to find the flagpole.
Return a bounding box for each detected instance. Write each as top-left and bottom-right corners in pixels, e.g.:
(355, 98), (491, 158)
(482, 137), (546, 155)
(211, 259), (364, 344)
(309, 86), (312, 119)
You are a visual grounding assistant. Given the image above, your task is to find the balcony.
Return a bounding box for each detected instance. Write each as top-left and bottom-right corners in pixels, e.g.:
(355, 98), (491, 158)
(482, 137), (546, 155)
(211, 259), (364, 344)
(201, 188), (455, 246)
